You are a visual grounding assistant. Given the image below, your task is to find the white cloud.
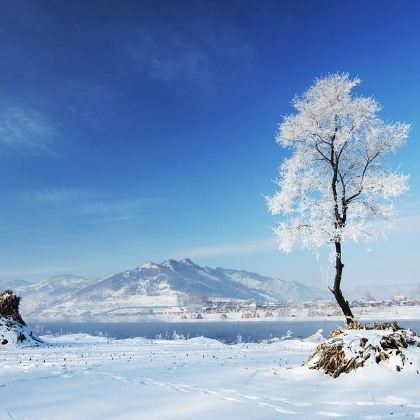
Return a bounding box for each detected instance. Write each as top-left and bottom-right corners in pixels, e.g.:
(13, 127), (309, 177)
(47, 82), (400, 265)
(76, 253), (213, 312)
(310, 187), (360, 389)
(0, 223), (24, 232)
(174, 238), (277, 259)
(0, 107), (55, 152)
(0, 265), (85, 280)
(25, 188), (91, 203)
(80, 198), (151, 215)
(22, 189), (159, 225)
(79, 197), (161, 225)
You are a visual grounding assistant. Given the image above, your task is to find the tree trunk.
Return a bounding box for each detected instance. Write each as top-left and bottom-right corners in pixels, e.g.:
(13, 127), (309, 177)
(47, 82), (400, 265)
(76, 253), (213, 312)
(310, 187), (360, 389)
(331, 241), (354, 324)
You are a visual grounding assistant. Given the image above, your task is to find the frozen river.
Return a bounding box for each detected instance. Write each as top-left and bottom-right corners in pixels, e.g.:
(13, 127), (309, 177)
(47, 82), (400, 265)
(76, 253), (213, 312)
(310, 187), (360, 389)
(31, 319), (420, 343)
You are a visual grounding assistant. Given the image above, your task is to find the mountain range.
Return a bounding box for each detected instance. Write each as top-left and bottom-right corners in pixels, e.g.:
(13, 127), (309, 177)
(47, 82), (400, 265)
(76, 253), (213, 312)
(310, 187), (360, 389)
(0, 258), (329, 320)
(349, 283), (420, 301)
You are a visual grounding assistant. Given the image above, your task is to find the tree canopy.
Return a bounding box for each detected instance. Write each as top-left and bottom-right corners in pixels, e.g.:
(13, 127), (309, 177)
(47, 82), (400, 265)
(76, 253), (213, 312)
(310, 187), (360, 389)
(267, 73), (409, 253)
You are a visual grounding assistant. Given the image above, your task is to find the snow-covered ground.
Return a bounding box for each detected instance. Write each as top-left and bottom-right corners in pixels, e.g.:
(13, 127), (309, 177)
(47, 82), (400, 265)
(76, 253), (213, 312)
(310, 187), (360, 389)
(1, 332), (419, 419)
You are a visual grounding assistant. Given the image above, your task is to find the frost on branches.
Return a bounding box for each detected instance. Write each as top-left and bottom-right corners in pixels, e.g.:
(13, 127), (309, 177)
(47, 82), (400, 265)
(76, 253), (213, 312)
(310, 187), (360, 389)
(267, 73), (409, 322)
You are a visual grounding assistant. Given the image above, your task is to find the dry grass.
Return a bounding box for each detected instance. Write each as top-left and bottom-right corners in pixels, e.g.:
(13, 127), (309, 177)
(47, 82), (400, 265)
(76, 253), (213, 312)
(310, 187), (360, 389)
(307, 321), (419, 378)
(0, 289), (25, 325)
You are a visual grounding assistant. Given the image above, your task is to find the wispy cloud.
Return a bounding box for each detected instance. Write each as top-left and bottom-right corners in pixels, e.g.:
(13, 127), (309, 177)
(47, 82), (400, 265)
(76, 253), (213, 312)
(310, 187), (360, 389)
(175, 216), (420, 259)
(64, 80), (118, 129)
(127, 26), (255, 94)
(129, 31), (210, 87)
(78, 198), (158, 225)
(0, 265), (86, 280)
(24, 188), (92, 203)
(174, 238), (277, 259)
(22, 187), (160, 226)
(0, 107), (56, 153)
(79, 198), (153, 216)
(0, 223), (26, 233)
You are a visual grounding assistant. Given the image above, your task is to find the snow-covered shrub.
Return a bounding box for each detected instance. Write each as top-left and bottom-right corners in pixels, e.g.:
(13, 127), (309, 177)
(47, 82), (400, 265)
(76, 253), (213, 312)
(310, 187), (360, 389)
(0, 289), (44, 347)
(307, 322), (420, 378)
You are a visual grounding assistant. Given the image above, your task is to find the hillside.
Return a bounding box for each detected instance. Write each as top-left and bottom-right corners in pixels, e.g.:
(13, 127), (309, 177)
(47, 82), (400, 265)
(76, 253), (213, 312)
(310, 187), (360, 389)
(349, 282), (420, 301)
(1, 259), (329, 320)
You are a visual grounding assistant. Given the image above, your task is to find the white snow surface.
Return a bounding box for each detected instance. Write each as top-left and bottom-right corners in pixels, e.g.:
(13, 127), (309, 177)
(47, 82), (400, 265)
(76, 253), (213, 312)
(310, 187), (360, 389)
(0, 317), (44, 348)
(1, 332), (419, 419)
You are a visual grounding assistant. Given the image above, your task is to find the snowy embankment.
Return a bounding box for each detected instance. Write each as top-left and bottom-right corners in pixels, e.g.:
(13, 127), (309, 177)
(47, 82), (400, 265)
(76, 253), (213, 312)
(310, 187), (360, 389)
(1, 331), (420, 419)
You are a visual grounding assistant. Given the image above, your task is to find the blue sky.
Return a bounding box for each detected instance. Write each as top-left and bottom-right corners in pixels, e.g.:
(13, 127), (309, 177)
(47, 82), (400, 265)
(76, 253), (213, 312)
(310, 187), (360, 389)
(0, 0), (419, 287)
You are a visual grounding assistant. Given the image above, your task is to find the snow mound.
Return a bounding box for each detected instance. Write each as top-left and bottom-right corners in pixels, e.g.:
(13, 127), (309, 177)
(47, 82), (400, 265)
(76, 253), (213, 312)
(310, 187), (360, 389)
(0, 289), (44, 348)
(307, 322), (420, 378)
(0, 316), (44, 347)
(304, 328), (325, 343)
(186, 336), (223, 346)
(41, 333), (110, 344)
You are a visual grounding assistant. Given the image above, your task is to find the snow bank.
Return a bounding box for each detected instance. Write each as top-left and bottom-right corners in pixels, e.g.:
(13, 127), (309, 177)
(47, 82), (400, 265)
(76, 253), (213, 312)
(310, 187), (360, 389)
(303, 329), (325, 343)
(41, 333), (110, 344)
(0, 317), (44, 347)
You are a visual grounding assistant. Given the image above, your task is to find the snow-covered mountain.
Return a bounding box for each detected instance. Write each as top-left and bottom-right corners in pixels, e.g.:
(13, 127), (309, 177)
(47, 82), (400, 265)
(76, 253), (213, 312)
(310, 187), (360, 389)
(68, 258), (328, 303)
(0, 278), (31, 291)
(4, 259), (330, 320)
(215, 267), (328, 303)
(4, 275), (92, 315)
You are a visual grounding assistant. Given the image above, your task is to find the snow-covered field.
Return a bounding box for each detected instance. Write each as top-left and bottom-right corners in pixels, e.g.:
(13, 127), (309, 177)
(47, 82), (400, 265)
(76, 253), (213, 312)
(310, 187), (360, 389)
(1, 332), (419, 419)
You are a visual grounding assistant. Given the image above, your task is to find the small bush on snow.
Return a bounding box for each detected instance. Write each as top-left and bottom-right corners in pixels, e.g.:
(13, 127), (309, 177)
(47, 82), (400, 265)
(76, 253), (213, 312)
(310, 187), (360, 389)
(307, 322), (420, 378)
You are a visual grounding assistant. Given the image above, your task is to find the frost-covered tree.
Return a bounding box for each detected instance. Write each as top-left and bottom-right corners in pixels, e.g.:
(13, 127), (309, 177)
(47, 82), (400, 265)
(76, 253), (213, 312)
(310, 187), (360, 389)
(267, 73), (409, 323)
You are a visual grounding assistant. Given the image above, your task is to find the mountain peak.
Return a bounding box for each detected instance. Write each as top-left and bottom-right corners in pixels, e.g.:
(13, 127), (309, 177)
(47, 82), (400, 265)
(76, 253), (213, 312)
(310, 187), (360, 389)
(161, 258), (197, 269)
(179, 258), (195, 266)
(140, 262), (160, 270)
(161, 259), (177, 268)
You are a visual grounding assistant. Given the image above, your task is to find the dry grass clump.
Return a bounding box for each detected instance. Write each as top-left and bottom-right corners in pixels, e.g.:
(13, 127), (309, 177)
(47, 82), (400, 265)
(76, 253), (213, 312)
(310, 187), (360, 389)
(307, 321), (419, 378)
(0, 289), (25, 325)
